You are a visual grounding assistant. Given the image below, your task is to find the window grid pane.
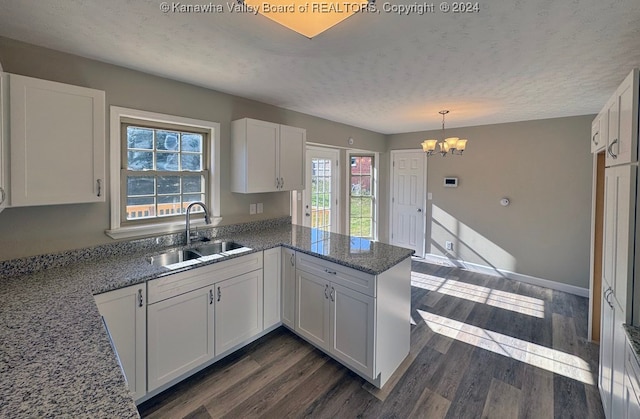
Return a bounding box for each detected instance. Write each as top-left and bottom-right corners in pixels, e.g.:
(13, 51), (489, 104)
(349, 156), (374, 239)
(125, 125), (206, 222)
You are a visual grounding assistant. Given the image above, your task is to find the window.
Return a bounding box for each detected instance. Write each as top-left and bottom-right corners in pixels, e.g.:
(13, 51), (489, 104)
(123, 124), (207, 222)
(349, 154), (375, 239)
(107, 107), (220, 239)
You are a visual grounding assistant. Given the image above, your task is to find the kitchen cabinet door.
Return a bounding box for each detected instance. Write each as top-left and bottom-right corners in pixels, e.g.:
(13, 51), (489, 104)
(605, 69), (639, 166)
(600, 283), (615, 417)
(8, 74), (105, 206)
(296, 270), (331, 349)
(602, 165), (636, 311)
(611, 69), (639, 165)
(330, 282), (375, 378)
(278, 125), (305, 191)
(231, 118), (279, 193)
(215, 270), (264, 355)
(94, 284), (146, 401)
(147, 286), (214, 392)
(281, 247), (296, 329)
(592, 111), (607, 153)
(263, 247), (281, 329)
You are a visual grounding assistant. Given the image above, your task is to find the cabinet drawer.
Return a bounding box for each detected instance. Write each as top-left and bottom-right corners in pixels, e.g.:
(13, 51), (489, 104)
(296, 252), (375, 297)
(148, 252), (263, 304)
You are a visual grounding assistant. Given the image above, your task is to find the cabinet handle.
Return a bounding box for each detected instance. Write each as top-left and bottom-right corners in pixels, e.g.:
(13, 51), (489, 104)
(324, 268), (337, 275)
(607, 139), (618, 159)
(96, 179), (102, 197)
(290, 253), (295, 267)
(324, 284), (329, 299)
(280, 177), (284, 189)
(0, 187), (5, 205)
(592, 132), (599, 145)
(217, 286), (221, 302)
(209, 289), (214, 305)
(138, 289), (143, 307)
(276, 177), (281, 189)
(330, 286), (335, 302)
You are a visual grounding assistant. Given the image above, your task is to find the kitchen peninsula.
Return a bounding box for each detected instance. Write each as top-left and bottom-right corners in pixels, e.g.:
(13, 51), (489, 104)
(0, 220), (413, 417)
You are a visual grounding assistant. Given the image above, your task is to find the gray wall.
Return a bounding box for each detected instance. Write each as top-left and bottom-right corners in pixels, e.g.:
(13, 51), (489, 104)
(387, 115), (594, 288)
(0, 37), (385, 260)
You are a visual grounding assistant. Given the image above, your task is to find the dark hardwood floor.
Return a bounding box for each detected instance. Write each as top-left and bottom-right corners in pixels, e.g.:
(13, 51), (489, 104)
(138, 259), (605, 419)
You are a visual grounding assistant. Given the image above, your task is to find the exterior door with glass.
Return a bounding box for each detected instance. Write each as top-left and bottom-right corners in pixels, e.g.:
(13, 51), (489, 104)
(303, 148), (339, 233)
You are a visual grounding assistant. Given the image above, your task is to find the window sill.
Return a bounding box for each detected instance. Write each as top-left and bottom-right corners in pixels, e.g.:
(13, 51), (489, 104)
(105, 217), (223, 240)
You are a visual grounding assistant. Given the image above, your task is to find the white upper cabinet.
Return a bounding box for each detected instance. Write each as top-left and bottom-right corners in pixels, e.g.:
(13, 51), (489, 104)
(605, 69), (639, 166)
(592, 108), (607, 153)
(278, 124), (305, 191)
(8, 74), (105, 206)
(0, 73), (7, 213)
(231, 118), (305, 193)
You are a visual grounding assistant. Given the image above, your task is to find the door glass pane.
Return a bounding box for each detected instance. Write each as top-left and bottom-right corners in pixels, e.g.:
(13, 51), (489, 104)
(310, 157), (332, 231)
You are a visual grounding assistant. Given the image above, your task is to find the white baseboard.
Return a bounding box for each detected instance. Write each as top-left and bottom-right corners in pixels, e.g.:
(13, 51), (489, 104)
(416, 254), (589, 298)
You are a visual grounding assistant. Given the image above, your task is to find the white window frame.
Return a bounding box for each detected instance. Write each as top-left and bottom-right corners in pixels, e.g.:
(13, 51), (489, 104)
(346, 150), (379, 241)
(106, 106), (220, 239)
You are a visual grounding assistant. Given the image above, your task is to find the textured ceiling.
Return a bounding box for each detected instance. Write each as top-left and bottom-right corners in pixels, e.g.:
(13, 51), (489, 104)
(0, 0), (639, 134)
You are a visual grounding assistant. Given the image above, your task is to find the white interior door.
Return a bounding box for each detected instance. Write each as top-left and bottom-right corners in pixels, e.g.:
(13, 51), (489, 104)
(390, 150), (425, 256)
(303, 147), (339, 232)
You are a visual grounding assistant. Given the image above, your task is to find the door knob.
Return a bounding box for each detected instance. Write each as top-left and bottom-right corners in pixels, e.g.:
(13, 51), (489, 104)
(417, 208), (422, 212)
(305, 213), (310, 217)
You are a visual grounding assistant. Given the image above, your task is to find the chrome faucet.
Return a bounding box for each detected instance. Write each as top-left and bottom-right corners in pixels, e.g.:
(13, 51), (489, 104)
(185, 201), (211, 246)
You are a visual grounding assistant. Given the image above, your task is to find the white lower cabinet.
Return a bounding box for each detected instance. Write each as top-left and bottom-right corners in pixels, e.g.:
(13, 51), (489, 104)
(331, 283), (375, 378)
(147, 285), (215, 392)
(263, 247), (281, 329)
(295, 252), (410, 387)
(281, 247), (296, 329)
(215, 270), (263, 354)
(94, 284), (146, 401)
(296, 271), (375, 379)
(296, 269), (332, 348)
(145, 251), (264, 396)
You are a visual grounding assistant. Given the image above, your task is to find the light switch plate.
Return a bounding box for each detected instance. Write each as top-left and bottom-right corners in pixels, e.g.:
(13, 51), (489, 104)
(257, 203), (263, 214)
(249, 204), (256, 215)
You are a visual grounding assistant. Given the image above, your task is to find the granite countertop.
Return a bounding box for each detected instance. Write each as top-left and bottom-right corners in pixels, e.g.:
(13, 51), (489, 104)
(0, 223), (413, 417)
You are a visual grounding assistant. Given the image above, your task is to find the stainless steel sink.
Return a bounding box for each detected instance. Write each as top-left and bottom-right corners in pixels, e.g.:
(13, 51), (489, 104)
(149, 249), (201, 266)
(191, 241), (244, 256)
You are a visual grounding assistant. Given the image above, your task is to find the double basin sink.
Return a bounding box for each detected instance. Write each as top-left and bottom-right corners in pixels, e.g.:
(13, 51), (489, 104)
(149, 241), (246, 267)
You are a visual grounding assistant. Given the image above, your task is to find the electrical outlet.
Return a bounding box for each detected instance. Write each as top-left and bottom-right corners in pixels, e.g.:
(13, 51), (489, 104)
(249, 204), (256, 215)
(257, 203), (263, 214)
(445, 241), (453, 251)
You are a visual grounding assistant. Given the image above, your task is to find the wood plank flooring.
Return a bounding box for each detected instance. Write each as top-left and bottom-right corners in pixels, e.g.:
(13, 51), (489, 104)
(138, 259), (605, 419)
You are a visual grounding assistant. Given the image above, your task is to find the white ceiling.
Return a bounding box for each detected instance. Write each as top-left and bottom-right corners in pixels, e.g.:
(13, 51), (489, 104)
(0, 0), (639, 134)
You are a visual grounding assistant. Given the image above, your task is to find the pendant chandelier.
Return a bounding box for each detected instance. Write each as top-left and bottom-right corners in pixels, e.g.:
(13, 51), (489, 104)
(421, 110), (467, 157)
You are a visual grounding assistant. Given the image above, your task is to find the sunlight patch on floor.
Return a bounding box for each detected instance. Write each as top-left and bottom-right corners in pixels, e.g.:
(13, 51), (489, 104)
(418, 310), (594, 385)
(411, 272), (545, 318)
